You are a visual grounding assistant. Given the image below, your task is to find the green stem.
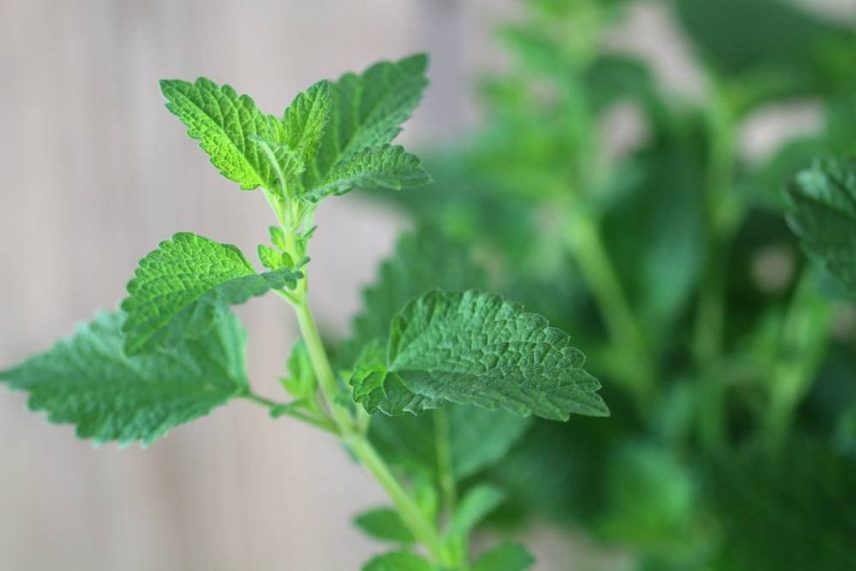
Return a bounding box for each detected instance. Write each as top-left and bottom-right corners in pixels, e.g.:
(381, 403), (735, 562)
(242, 392), (337, 434)
(292, 293), (355, 433)
(765, 271), (832, 445)
(289, 289), (448, 563)
(693, 83), (738, 368)
(565, 205), (655, 405)
(434, 408), (456, 516)
(348, 436), (447, 561)
(693, 78), (739, 451)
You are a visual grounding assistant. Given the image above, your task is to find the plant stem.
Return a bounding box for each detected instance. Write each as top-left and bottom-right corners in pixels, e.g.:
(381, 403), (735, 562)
(765, 270), (832, 446)
(348, 436), (447, 560)
(292, 292), (355, 433)
(693, 78), (739, 451)
(242, 392), (338, 434)
(565, 204), (655, 406)
(288, 288), (448, 563)
(693, 82), (737, 369)
(434, 408), (456, 516)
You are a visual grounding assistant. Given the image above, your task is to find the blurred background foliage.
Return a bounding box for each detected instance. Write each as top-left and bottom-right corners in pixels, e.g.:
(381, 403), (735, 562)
(347, 0), (856, 568)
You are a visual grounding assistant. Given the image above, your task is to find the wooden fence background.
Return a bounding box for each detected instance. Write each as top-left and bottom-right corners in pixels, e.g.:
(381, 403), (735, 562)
(0, 1), (848, 569)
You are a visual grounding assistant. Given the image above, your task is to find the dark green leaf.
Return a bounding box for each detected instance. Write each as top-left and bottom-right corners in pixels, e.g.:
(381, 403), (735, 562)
(352, 290), (608, 420)
(708, 437), (856, 570)
(785, 157), (856, 295)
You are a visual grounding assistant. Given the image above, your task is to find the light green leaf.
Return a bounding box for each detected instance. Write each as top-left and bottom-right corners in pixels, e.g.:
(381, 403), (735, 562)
(248, 136), (305, 193)
(280, 339), (316, 401)
(472, 543), (535, 571)
(448, 484), (505, 539)
(362, 551), (433, 571)
(352, 290), (608, 421)
(160, 77), (282, 190)
(785, 157), (856, 295)
(353, 507), (415, 544)
(0, 311), (248, 446)
(308, 145), (430, 200)
(257, 244), (291, 271)
(314, 54), (429, 173)
(121, 233), (301, 355)
(282, 80), (332, 164)
(269, 226), (288, 250)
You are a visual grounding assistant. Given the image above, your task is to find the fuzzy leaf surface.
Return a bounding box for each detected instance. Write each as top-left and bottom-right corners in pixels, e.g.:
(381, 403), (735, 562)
(353, 290), (608, 420)
(786, 157), (856, 295)
(160, 77), (282, 190)
(0, 312), (248, 446)
(122, 233), (300, 355)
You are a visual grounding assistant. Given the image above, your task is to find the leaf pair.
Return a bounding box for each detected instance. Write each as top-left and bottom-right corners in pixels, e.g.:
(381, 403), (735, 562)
(161, 55), (430, 200)
(0, 232), (296, 446)
(0, 57), (435, 447)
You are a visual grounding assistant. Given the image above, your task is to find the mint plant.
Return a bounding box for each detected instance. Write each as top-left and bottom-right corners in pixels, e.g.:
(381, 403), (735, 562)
(373, 0), (855, 569)
(5, 1), (856, 569)
(0, 55), (607, 570)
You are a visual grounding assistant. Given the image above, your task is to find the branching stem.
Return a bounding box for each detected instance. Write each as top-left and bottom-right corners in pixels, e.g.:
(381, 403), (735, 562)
(286, 283), (449, 564)
(565, 204), (656, 408)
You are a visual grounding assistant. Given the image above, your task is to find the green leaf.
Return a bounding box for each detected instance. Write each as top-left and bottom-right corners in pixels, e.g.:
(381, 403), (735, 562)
(257, 243), (295, 271)
(314, 54), (429, 173)
(472, 543), (535, 571)
(342, 227), (488, 368)
(602, 110), (706, 339)
(160, 77), (282, 190)
(280, 339), (316, 401)
(352, 290), (608, 421)
(0, 311), (248, 446)
(448, 484), (505, 539)
(269, 226), (288, 250)
(370, 404), (531, 482)
(673, 0), (856, 100)
(308, 145), (430, 200)
(121, 233), (301, 355)
(282, 80), (333, 165)
(349, 229), (530, 480)
(362, 551), (433, 571)
(248, 136), (305, 192)
(599, 443), (700, 556)
(785, 157), (856, 295)
(353, 507), (415, 544)
(709, 437), (856, 571)
(301, 54), (430, 197)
